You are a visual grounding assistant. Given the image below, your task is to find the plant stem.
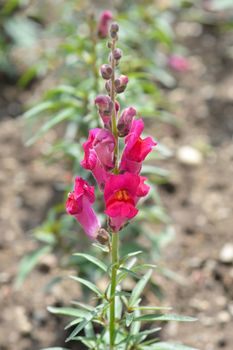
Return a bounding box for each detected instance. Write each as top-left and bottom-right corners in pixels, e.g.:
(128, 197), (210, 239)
(109, 232), (119, 349)
(110, 39), (119, 172)
(109, 33), (120, 349)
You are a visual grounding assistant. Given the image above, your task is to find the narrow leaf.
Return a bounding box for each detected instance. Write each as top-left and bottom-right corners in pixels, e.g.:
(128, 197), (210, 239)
(128, 269), (152, 307)
(42, 348), (70, 350)
(65, 311), (96, 342)
(73, 253), (107, 272)
(134, 314), (197, 322)
(24, 101), (55, 119)
(70, 276), (102, 297)
(142, 342), (198, 350)
(47, 306), (89, 318)
(15, 246), (51, 288)
(126, 312), (134, 327)
(26, 108), (75, 145)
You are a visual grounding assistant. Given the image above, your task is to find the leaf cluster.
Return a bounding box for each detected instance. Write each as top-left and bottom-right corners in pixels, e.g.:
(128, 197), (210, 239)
(47, 251), (197, 350)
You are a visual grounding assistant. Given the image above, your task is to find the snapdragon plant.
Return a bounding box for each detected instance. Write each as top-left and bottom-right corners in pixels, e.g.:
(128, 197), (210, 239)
(46, 22), (197, 350)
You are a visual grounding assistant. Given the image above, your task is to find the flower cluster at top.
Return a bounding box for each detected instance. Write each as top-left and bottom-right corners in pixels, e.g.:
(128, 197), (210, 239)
(66, 20), (157, 240)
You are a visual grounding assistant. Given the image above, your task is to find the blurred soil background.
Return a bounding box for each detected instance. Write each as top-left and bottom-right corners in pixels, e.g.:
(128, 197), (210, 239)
(0, 1), (233, 349)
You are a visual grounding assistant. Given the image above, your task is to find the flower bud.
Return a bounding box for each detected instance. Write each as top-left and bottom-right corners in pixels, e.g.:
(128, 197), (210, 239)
(95, 95), (113, 115)
(114, 75), (129, 93)
(110, 22), (119, 39)
(100, 64), (113, 80)
(117, 107), (136, 137)
(110, 23), (119, 33)
(113, 48), (122, 60)
(96, 228), (110, 245)
(97, 11), (113, 39)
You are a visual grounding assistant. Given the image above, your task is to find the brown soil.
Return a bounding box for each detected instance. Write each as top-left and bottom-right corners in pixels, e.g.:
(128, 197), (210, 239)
(0, 14), (232, 350)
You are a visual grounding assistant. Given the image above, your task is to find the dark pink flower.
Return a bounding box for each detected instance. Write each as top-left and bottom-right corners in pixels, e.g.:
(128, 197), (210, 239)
(120, 119), (157, 174)
(93, 129), (115, 170)
(97, 11), (113, 38)
(168, 55), (189, 72)
(104, 172), (150, 231)
(80, 128), (115, 190)
(117, 107), (136, 137)
(66, 177), (100, 239)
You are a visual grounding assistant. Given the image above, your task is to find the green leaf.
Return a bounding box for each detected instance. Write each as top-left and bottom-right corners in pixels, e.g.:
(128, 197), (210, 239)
(70, 276), (102, 297)
(128, 269), (152, 307)
(119, 267), (140, 280)
(119, 251), (143, 265)
(42, 348), (70, 350)
(15, 246), (51, 288)
(132, 306), (172, 311)
(65, 311), (96, 342)
(74, 336), (96, 348)
(47, 306), (89, 318)
(92, 242), (110, 252)
(126, 312), (134, 327)
(26, 108), (75, 145)
(132, 264), (157, 272)
(134, 314), (197, 322)
(73, 253), (108, 272)
(141, 342), (198, 350)
(70, 301), (95, 312)
(24, 101), (55, 119)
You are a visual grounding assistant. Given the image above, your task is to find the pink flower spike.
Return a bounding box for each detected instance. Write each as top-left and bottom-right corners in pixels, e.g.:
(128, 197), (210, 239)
(120, 118), (157, 174)
(97, 10), (113, 39)
(168, 55), (189, 72)
(104, 172), (150, 231)
(66, 177), (100, 239)
(117, 107), (136, 137)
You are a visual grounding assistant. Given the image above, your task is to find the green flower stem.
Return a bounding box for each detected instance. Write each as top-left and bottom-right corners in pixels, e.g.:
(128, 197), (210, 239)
(110, 38), (119, 172)
(109, 232), (119, 349)
(109, 31), (120, 349)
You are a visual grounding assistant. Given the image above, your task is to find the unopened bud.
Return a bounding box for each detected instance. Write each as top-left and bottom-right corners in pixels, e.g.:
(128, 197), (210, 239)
(117, 107), (136, 137)
(96, 228), (110, 245)
(114, 75), (129, 94)
(110, 23), (119, 33)
(95, 95), (113, 115)
(97, 11), (113, 39)
(114, 78), (121, 88)
(113, 48), (122, 60)
(100, 64), (113, 80)
(110, 22), (119, 39)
